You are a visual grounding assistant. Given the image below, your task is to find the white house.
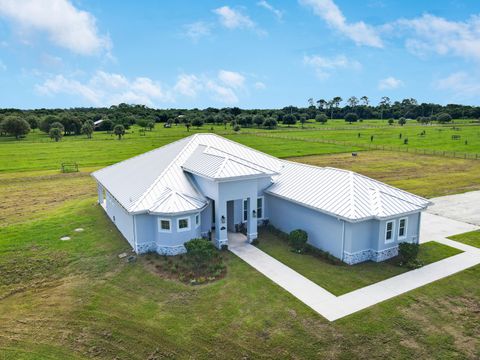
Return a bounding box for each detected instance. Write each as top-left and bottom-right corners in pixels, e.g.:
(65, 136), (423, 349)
(92, 133), (430, 264)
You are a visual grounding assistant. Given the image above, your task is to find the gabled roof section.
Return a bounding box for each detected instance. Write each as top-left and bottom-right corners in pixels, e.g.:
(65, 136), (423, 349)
(181, 144), (278, 180)
(266, 162), (430, 222)
(92, 133), (284, 214)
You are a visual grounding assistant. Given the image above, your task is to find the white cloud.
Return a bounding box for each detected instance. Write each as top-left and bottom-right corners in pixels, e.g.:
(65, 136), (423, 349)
(257, 1), (283, 20)
(213, 6), (255, 29)
(218, 70), (245, 89)
(36, 71), (173, 106)
(254, 81), (266, 90)
(183, 21), (212, 41)
(174, 74), (203, 97)
(436, 72), (480, 99)
(0, 0), (110, 55)
(299, 0), (383, 48)
(393, 14), (480, 61)
(378, 76), (404, 90)
(303, 54), (361, 79)
(36, 69), (253, 106)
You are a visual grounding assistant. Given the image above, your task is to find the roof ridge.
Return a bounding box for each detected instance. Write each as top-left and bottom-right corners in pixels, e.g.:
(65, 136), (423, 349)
(92, 135), (193, 177)
(206, 144), (280, 173)
(376, 188), (430, 207)
(130, 134), (201, 212)
(200, 133), (284, 167)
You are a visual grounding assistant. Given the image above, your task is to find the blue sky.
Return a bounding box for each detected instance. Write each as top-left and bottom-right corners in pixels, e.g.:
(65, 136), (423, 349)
(1, 0), (480, 109)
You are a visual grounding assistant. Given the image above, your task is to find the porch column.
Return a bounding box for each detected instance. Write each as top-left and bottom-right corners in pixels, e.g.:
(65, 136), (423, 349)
(246, 196), (258, 243)
(97, 183), (104, 204)
(214, 198), (228, 248)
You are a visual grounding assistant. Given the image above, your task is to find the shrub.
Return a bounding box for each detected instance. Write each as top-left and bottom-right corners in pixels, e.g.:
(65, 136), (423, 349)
(398, 242), (419, 265)
(288, 229), (308, 253)
(2, 117), (30, 139)
(233, 125), (241, 132)
(184, 238), (217, 276)
(437, 112), (452, 123)
(113, 124), (125, 139)
(315, 113), (328, 124)
(49, 127), (63, 142)
(344, 113), (358, 123)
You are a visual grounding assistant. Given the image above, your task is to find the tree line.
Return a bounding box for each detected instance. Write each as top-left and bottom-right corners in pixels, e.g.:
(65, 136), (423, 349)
(0, 98), (478, 140)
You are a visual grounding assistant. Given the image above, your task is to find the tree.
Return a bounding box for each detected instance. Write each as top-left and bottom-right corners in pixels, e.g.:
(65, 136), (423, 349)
(233, 125), (241, 132)
(344, 113), (359, 124)
(379, 96), (391, 120)
(39, 115), (58, 133)
(185, 120), (191, 132)
(347, 96), (359, 111)
(398, 117), (407, 126)
(360, 96), (369, 106)
(50, 121), (65, 133)
(315, 113), (328, 124)
(136, 118), (148, 129)
(26, 116), (39, 131)
(191, 117), (204, 129)
(147, 121), (155, 131)
(263, 117), (277, 129)
(437, 112), (452, 123)
(282, 114), (297, 127)
(100, 119), (113, 131)
(2, 117), (30, 139)
(316, 99), (327, 110)
(253, 114), (264, 128)
(308, 98), (314, 107)
(81, 122), (93, 138)
(388, 118), (394, 125)
(113, 124), (125, 139)
(49, 127), (63, 142)
(299, 115), (307, 128)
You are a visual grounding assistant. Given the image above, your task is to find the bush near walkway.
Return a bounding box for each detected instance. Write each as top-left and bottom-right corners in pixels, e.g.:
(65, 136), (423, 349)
(288, 229), (308, 253)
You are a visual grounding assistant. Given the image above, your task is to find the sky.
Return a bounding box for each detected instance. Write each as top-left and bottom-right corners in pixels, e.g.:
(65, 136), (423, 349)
(1, 0), (480, 109)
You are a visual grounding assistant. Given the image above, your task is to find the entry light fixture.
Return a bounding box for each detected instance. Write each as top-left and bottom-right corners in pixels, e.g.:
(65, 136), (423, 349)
(252, 210), (257, 218)
(221, 215), (225, 224)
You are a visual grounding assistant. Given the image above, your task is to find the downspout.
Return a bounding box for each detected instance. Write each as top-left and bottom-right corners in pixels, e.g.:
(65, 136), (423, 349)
(416, 212), (422, 244)
(341, 220), (346, 262)
(133, 215), (138, 253)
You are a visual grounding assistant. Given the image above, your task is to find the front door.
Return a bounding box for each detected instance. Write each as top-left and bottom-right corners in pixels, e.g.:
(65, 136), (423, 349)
(227, 200), (235, 232)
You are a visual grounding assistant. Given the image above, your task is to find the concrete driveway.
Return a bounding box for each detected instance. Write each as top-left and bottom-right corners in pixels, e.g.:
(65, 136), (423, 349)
(427, 190), (480, 226)
(229, 191), (480, 321)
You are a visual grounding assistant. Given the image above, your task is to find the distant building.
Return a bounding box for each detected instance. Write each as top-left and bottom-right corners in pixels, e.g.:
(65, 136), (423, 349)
(92, 134), (430, 264)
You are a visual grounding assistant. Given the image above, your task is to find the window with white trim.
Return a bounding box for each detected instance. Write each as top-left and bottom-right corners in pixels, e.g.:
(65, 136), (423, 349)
(242, 199), (248, 222)
(398, 217), (407, 239)
(195, 213), (200, 228)
(257, 197), (264, 219)
(178, 217), (190, 232)
(158, 218), (171, 233)
(385, 220), (394, 243)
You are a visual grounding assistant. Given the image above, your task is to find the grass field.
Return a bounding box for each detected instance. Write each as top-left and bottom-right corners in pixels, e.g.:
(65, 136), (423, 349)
(253, 123), (480, 155)
(1, 121), (480, 358)
(256, 228), (462, 296)
(0, 199), (479, 359)
(288, 151), (480, 198)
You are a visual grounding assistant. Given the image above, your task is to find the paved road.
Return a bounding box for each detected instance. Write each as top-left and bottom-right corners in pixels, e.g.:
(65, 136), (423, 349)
(428, 190), (480, 226)
(229, 191), (480, 321)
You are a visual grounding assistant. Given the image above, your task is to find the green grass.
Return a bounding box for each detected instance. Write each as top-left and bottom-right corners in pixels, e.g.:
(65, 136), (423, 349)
(256, 228), (462, 296)
(0, 199), (479, 359)
(288, 151), (480, 198)
(252, 123), (480, 155)
(450, 230), (480, 248)
(0, 125), (357, 173)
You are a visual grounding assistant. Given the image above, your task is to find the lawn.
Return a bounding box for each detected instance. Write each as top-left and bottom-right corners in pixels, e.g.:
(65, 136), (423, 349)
(288, 151), (480, 198)
(251, 123), (480, 155)
(0, 198), (479, 359)
(450, 230), (480, 248)
(1, 123), (480, 358)
(255, 228), (462, 296)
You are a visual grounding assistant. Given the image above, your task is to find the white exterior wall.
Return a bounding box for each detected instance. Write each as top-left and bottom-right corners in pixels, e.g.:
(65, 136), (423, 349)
(105, 191), (135, 248)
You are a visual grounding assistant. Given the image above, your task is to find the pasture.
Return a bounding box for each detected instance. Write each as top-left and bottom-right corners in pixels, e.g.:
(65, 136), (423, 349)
(1, 120), (480, 359)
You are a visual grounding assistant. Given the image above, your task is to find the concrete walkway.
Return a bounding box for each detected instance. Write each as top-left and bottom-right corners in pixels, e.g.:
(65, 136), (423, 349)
(228, 206), (480, 321)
